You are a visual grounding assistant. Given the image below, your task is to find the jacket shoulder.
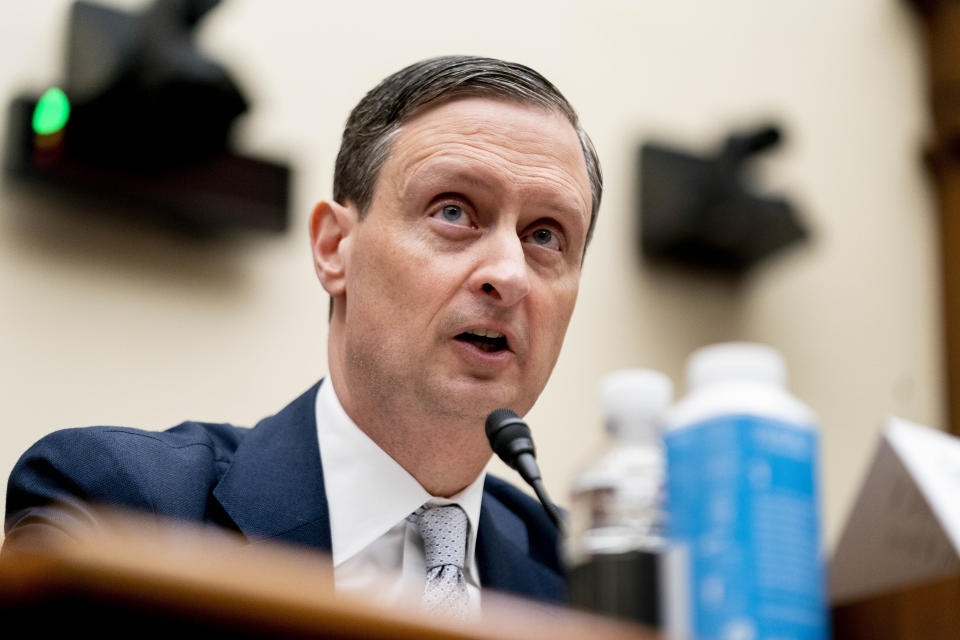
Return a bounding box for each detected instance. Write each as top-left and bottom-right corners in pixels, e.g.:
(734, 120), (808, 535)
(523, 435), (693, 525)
(5, 421), (248, 544)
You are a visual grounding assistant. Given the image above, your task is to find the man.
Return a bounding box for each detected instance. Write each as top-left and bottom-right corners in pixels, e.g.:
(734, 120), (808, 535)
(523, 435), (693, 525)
(4, 56), (602, 614)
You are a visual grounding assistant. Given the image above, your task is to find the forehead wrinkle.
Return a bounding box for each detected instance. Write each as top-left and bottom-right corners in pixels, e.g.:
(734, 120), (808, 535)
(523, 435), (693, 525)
(373, 97), (593, 237)
(396, 139), (590, 224)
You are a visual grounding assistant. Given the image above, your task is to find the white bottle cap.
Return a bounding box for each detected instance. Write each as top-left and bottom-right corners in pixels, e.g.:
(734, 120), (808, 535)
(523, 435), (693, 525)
(601, 369), (673, 438)
(686, 342), (787, 392)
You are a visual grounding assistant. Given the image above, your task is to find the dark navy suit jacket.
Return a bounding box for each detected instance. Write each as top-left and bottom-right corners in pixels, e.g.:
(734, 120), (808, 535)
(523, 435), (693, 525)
(4, 381), (567, 604)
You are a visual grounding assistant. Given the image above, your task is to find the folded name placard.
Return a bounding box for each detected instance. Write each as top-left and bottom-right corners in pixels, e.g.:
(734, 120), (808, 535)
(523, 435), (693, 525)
(830, 417), (960, 603)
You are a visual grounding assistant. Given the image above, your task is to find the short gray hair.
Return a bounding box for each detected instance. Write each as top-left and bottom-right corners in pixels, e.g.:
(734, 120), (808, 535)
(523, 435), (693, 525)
(333, 55), (603, 247)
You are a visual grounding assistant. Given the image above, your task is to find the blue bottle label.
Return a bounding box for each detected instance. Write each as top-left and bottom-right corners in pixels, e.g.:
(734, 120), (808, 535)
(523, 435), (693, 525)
(666, 414), (825, 640)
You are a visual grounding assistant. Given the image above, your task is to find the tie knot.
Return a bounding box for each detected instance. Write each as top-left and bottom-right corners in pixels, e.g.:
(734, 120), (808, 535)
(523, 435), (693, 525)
(413, 504), (468, 570)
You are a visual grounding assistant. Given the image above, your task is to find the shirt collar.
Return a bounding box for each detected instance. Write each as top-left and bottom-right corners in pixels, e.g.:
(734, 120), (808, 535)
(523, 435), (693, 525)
(315, 376), (486, 568)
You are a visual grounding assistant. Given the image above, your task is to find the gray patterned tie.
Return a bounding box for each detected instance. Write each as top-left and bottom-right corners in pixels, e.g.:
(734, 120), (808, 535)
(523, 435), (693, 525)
(412, 504), (470, 617)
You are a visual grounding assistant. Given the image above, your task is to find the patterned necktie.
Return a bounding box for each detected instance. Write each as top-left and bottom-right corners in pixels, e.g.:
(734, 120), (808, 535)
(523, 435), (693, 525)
(412, 504), (470, 618)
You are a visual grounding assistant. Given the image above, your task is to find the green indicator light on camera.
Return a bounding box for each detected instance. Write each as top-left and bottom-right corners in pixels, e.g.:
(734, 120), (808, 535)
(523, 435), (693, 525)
(32, 87), (71, 135)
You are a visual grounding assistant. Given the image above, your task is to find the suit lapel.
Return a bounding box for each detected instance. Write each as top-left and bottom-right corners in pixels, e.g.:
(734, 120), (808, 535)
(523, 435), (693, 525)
(476, 497), (568, 603)
(212, 381), (332, 552)
(210, 380), (566, 602)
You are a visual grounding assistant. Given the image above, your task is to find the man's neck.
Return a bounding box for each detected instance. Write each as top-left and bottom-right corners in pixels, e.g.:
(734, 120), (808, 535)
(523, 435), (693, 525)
(327, 373), (491, 498)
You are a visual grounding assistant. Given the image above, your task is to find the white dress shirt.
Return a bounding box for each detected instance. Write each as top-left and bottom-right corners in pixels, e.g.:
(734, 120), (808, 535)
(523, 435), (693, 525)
(314, 376), (486, 611)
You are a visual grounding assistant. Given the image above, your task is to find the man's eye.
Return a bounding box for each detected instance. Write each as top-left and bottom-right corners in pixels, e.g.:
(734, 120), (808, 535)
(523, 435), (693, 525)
(525, 227), (561, 251)
(437, 204), (470, 226)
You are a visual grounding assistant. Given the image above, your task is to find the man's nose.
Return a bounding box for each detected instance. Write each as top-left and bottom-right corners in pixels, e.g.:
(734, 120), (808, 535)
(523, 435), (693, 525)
(470, 230), (531, 307)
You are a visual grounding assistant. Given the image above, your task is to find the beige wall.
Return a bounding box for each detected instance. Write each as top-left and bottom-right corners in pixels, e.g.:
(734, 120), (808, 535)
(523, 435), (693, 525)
(0, 0), (943, 551)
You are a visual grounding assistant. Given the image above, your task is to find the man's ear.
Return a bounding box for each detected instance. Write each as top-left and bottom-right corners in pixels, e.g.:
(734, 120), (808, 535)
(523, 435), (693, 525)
(309, 200), (355, 297)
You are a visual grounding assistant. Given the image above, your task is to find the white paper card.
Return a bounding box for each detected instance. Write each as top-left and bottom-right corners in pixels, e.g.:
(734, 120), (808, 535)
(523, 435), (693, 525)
(829, 417), (960, 603)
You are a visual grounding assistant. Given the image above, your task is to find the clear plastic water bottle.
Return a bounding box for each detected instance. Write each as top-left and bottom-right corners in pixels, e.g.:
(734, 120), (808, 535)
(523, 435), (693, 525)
(567, 368), (674, 626)
(665, 343), (825, 640)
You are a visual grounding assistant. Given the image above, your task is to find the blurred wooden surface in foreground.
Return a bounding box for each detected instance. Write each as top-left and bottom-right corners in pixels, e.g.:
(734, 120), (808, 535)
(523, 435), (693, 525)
(0, 508), (655, 639)
(831, 571), (960, 640)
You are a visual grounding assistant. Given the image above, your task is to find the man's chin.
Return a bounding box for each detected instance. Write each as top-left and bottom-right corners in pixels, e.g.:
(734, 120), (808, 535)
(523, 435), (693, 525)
(440, 381), (533, 425)
(422, 375), (532, 422)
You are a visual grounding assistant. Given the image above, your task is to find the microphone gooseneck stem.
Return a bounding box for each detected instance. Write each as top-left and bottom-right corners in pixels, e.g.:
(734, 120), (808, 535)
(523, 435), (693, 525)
(531, 477), (565, 534)
(485, 408), (565, 533)
(513, 451), (565, 533)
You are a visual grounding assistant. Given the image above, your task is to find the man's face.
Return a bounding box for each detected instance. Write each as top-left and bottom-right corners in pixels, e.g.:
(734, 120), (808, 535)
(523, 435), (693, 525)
(336, 97), (592, 424)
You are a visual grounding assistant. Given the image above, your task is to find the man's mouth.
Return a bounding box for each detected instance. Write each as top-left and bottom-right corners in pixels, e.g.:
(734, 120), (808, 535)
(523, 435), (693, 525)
(455, 328), (509, 353)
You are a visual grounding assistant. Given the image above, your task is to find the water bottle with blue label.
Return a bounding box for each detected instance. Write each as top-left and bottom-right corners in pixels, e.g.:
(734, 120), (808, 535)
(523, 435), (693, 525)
(664, 343), (825, 640)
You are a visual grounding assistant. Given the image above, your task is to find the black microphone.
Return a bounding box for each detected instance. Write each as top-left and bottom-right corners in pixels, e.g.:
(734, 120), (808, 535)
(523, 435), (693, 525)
(485, 408), (564, 531)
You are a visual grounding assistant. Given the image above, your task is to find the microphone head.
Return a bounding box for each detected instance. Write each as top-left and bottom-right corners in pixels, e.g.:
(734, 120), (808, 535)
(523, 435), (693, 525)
(485, 408), (535, 469)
